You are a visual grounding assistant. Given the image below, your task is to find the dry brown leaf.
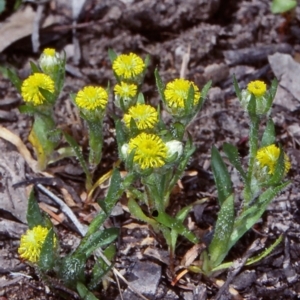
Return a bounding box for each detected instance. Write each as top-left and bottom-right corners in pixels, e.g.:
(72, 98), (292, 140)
(181, 244), (206, 267)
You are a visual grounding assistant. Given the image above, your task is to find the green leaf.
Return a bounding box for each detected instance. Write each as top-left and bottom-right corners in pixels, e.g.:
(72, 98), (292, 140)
(261, 119), (275, 147)
(86, 169), (122, 237)
(229, 181), (290, 250)
(27, 188), (46, 228)
(208, 194), (235, 267)
(154, 69), (166, 103)
(185, 84), (195, 114)
(18, 104), (39, 115)
(38, 228), (55, 271)
(245, 235), (283, 266)
(0, 0), (6, 14)
(6, 68), (22, 93)
(63, 132), (92, 190)
(77, 282), (98, 300)
(153, 211), (199, 244)
(223, 143), (247, 181)
(198, 80), (212, 110)
(211, 146), (233, 205)
(265, 78), (278, 113)
(108, 48), (118, 64)
(76, 228), (119, 258)
(30, 61), (40, 73)
(88, 244), (115, 290)
(271, 0), (297, 14)
(59, 254), (86, 288)
(39, 87), (56, 104)
(128, 197), (158, 228)
(247, 94), (257, 119)
(233, 75), (242, 101)
(137, 92), (145, 104)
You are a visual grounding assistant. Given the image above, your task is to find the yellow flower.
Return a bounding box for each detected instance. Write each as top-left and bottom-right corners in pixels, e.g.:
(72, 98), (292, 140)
(43, 48), (56, 57)
(112, 53), (145, 79)
(114, 82), (137, 99)
(164, 78), (200, 108)
(18, 226), (50, 263)
(256, 144), (291, 175)
(128, 133), (167, 169)
(123, 104), (158, 130)
(247, 80), (267, 97)
(21, 73), (55, 106)
(75, 86), (108, 111)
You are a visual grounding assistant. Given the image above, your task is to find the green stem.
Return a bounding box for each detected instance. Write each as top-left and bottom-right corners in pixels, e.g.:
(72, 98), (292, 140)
(87, 120), (103, 171)
(244, 116), (259, 207)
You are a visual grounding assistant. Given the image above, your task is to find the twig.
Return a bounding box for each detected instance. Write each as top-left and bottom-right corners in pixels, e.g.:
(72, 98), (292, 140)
(32, 2), (46, 53)
(180, 43), (191, 79)
(36, 183), (88, 236)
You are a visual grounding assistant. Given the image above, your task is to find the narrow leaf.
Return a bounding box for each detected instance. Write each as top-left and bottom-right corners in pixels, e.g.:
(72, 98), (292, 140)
(153, 211), (199, 244)
(77, 282), (98, 300)
(261, 119), (275, 147)
(208, 194), (235, 267)
(27, 188), (45, 228)
(233, 75), (242, 101)
(108, 49), (118, 63)
(6, 68), (22, 93)
(38, 228), (55, 271)
(223, 143), (247, 181)
(211, 146), (233, 205)
(154, 69), (166, 103)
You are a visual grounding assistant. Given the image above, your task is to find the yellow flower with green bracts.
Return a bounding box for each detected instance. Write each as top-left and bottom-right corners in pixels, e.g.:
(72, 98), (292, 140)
(18, 226), (51, 263)
(128, 132), (167, 169)
(164, 78), (200, 108)
(112, 53), (145, 79)
(75, 86), (108, 111)
(39, 48), (61, 74)
(256, 144), (290, 175)
(21, 73), (55, 106)
(123, 104), (158, 130)
(247, 80), (267, 97)
(114, 82), (137, 99)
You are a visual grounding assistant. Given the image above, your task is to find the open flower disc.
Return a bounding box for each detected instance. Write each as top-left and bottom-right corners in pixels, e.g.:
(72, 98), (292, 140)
(256, 144), (290, 175)
(18, 225), (50, 263)
(123, 104), (158, 130)
(75, 86), (108, 111)
(112, 53), (145, 79)
(247, 80), (267, 97)
(114, 82), (137, 98)
(21, 73), (55, 106)
(128, 133), (167, 169)
(164, 78), (200, 108)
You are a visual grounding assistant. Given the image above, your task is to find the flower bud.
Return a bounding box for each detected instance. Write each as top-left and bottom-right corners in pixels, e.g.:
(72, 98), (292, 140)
(166, 140), (183, 159)
(39, 48), (62, 75)
(121, 143), (129, 160)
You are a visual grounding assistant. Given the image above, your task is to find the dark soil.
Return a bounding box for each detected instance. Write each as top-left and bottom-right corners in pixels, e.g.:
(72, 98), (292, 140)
(1, 0), (300, 299)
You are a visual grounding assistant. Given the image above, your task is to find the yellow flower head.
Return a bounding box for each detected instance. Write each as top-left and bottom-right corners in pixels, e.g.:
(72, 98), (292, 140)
(164, 78), (201, 109)
(18, 225), (50, 263)
(21, 73), (55, 106)
(128, 132), (167, 169)
(75, 86), (108, 111)
(256, 144), (291, 175)
(114, 82), (137, 99)
(112, 53), (145, 79)
(123, 104), (158, 130)
(247, 80), (267, 97)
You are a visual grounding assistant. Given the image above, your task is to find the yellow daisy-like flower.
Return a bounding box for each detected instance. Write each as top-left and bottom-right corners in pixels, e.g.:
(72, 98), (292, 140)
(128, 132), (167, 169)
(164, 78), (201, 108)
(112, 53), (145, 79)
(247, 80), (267, 97)
(256, 144), (291, 175)
(123, 104), (158, 130)
(18, 225), (50, 263)
(75, 86), (108, 111)
(43, 48), (56, 57)
(114, 82), (137, 99)
(21, 73), (55, 106)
